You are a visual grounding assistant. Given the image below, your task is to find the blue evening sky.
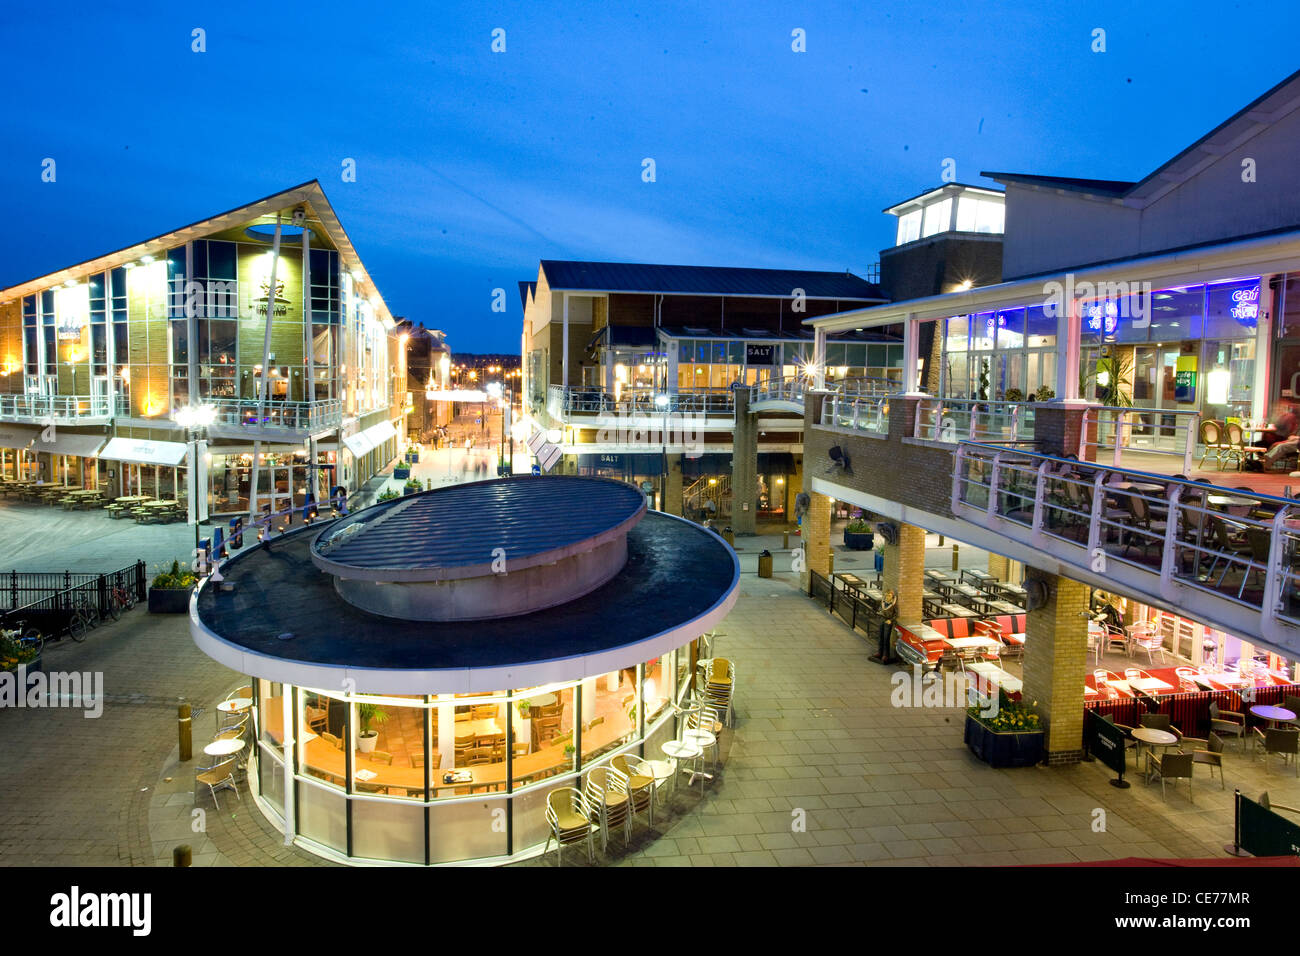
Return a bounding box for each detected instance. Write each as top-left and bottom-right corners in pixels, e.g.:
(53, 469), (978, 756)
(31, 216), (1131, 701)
(1, 0), (1297, 352)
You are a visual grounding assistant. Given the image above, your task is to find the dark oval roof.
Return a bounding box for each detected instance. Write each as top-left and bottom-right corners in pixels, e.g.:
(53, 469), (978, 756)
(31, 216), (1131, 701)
(311, 476), (646, 582)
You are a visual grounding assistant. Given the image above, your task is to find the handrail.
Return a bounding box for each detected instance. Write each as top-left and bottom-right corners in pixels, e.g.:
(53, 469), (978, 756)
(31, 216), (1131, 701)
(914, 398), (1036, 445)
(0, 393), (113, 420)
(820, 391), (890, 435)
(1080, 405), (1200, 474)
(952, 439), (1300, 637)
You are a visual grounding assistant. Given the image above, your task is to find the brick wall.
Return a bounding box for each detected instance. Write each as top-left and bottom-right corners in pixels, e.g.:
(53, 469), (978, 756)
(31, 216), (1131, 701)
(1022, 568), (1089, 763)
(803, 490), (831, 587)
(731, 389), (757, 534)
(802, 392), (956, 520)
(665, 453), (683, 515)
(882, 522), (925, 626)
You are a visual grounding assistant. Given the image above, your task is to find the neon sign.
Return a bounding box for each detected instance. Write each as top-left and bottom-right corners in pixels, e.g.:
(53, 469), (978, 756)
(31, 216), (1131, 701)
(1230, 286), (1259, 321)
(1085, 301), (1119, 336)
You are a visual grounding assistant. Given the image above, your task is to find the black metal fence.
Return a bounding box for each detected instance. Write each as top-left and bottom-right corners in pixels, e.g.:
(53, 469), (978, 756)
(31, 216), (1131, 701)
(0, 561), (146, 628)
(808, 569), (891, 644)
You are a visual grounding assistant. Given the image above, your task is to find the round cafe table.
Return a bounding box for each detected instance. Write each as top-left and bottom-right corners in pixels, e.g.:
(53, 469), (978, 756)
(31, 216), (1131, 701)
(203, 737), (247, 758)
(1250, 704), (1296, 728)
(641, 758), (676, 805)
(216, 697), (252, 729)
(1131, 727), (1178, 767)
(662, 739), (704, 795)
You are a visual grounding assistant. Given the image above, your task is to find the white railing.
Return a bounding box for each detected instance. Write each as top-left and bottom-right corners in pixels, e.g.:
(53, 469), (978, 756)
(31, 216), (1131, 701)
(546, 385), (734, 419)
(0, 394), (113, 421)
(209, 398), (343, 432)
(914, 398), (1036, 445)
(751, 375), (807, 405)
(952, 440), (1300, 646)
(832, 375), (902, 399)
(820, 392), (890, 435)
(1080, 406), (1200, 475)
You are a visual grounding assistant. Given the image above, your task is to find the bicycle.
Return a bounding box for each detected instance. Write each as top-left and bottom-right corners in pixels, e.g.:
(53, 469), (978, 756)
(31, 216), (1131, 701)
(1, 618), (43, 659)
(66, 593), (97, 642)
(106, 580), (137, 622)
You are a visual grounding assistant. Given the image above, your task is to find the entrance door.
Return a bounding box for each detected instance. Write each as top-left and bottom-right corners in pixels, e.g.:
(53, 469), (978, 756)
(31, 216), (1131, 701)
(1130, 346), (1181, 451)
(92, 376), (109, 416)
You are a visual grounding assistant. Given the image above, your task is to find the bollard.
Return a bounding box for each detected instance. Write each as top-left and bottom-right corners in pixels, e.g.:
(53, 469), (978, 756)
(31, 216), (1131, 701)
(938, 535), (944, 547)
(952, 542), (959, 572)
(173, 845), (191, 867)
(179, 702), (192, 762)
(828, 550), (834, 575)
(782, 529), (790, 550)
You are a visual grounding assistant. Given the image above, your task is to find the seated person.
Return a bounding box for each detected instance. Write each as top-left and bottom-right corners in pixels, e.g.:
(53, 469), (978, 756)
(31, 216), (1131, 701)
(1262, 404), (1299, 450)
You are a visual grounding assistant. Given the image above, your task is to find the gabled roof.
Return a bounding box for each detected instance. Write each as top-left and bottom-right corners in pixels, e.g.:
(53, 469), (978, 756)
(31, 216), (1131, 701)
(0, 180), (396, 328)
(539, 259), (882, 300)
(984, 68), (1300, 209)
(517, 280), (535, 310)
(981, 173), (1136, 198)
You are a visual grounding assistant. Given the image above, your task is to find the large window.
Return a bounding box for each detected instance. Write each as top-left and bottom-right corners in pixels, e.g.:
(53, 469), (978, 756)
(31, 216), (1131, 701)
(921, 198), (951, 238)
(896, 208), (922, 245)
(955, 196), (1004, 234)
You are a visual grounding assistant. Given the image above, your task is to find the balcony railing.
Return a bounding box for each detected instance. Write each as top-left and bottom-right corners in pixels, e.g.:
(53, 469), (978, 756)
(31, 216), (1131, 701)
(914, 398), (1036, 445)
(751, 375), (808, 406)
(952, 440), (1300, 646)
(1080, 405), (1200, 474)
(820, 392), (890, 435)
(0, 394), (112, 421)
(546, 385), (734, 419)
(208, 399), (344, 433)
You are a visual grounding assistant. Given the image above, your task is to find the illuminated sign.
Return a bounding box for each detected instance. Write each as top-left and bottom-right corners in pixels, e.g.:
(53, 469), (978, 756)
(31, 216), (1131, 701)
(1085, 301), (1119, 336)
(1230, 286), (1259, 321)
(56, 319), (85, 341)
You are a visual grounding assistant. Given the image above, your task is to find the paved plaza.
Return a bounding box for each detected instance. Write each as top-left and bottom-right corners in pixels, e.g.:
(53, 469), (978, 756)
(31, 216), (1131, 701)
(2, 496), (1296, 867)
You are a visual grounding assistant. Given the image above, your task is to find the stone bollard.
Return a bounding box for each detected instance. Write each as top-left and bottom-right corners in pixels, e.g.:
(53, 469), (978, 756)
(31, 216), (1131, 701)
(173, 845), (191, 867)
(179, 702), (192, 762)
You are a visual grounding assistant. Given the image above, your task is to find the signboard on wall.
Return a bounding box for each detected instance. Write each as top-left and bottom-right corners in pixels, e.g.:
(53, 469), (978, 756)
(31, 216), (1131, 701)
(1175, 355), (1198, 404)
(745, 343), (776, 366)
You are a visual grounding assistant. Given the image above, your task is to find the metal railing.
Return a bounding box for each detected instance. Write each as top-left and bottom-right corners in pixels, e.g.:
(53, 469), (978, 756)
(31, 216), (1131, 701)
(820, 392), (890, 435)
(0, 562), (146, 628)
(209, 398), (343, 432)
(1080, 405), (1200, 474)
(952, 441), (1300, 640)
(0, 394), (113, 421)
(546, 385), (734, 419)
(750, 375), (807, 406)
(914, 398), (1036, 445)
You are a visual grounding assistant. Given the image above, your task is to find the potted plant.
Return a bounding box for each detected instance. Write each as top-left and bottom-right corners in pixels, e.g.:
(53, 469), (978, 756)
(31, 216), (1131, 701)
(393, 462), (411, 480)
(378, 488), (400, 502)
(1032, 385), (1055, 402)
(148, 559), (198, 614)
(843, 518), (875, 551)
(1, 629), (42, 685)
(406, 447), (420, 464)
(1004, 387), (1024, 404)
(357, 702), (388, 753)
(402, 478), (422, 496)
(963, 690), (1045, 768)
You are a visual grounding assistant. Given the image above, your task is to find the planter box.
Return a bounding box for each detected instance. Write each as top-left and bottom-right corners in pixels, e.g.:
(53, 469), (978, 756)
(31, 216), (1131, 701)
(963, 713), (1044, 768)
(148, 587), (193, 614)
(844, 530), (874, 551)
(402, 486), (419, 496)
(393, 467), (411, 480)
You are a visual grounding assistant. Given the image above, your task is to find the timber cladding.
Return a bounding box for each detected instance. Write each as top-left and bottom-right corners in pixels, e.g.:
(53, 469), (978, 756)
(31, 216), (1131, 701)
(801, 391), (956, 519)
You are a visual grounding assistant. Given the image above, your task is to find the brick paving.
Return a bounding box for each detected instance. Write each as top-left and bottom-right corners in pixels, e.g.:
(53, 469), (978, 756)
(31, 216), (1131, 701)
(3, 502), (1299, 867)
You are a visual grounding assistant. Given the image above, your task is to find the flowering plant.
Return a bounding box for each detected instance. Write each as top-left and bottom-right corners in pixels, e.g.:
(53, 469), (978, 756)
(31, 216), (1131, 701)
(152, 559), (198, 590)
(970, 690), (1042, 733)
(0, 632), (39, 671)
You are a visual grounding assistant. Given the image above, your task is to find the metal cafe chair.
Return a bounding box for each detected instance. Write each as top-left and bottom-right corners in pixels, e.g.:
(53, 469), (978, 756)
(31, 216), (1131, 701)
(1145, 750), (1194, 801)
(543, 787), (596, 866)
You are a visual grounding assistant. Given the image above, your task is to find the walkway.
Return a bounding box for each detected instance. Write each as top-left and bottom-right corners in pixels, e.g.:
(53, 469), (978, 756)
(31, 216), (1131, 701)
(6, 541), (1296, 866)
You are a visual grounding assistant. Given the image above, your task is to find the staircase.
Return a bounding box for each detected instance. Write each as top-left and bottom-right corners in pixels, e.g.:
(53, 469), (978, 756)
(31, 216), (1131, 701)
(683, 474), (731, 520)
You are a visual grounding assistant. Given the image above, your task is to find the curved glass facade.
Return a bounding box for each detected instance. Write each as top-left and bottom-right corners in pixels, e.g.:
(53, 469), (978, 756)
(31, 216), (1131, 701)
(247, 649), (688, 864)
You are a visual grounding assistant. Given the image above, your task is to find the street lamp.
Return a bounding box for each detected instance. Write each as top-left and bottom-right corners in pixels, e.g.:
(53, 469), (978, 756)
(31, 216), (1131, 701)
(174, 403), (217, 550)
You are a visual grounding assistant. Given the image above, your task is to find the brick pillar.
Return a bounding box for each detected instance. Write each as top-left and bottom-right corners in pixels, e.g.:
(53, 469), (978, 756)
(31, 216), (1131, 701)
(802, 490), (832, 589)
(882, 522), (926, 627)
(785, 454), (803, 523)
(1022, 568), (1090, 764)
(1031, 402), (1090, 459)
(988, 552), (1010, 580)
(731, 389), (757, 535)
(664, 454), (682, 516)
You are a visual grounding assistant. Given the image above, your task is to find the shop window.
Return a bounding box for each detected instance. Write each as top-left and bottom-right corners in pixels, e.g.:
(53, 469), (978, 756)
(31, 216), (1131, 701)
(1204, 279), (1260, 340)
(580, 670), (637, 767)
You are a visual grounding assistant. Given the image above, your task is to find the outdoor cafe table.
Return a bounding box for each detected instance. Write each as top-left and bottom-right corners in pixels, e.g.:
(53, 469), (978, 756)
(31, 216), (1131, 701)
(910, 622), (949, 644)
(115, 495), (151, 504)
(1131, 726), (1179, 763)
(966, 660), (1022, 695)
(924, 569), (954, 583)
(1250, 704), (1296, 728)
(203, 737), (247, 759)
(944, 635), (1001, 651)
(960, 568), (994, 586)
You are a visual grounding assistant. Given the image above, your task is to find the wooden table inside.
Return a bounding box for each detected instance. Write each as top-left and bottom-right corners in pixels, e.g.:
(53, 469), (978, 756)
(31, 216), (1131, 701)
(265, 701), (634, 795)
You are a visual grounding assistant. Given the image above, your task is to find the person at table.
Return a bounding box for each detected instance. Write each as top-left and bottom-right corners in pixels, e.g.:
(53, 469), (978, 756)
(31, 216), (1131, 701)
(1262, 403), (1299, 461)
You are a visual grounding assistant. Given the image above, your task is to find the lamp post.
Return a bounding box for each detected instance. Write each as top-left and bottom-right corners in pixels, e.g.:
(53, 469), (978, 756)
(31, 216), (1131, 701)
(174, 403), (217, 550)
